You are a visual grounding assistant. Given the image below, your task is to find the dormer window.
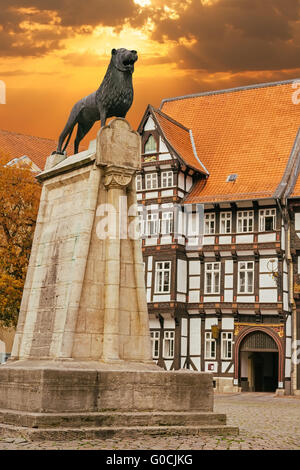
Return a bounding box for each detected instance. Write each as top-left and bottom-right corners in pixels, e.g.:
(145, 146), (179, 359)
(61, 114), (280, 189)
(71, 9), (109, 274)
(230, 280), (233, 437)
(144, 134), (157, 154)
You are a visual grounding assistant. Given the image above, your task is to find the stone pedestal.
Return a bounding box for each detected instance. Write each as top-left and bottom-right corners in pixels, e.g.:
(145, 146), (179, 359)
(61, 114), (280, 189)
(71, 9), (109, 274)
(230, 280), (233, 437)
(0, 119), (238, 439)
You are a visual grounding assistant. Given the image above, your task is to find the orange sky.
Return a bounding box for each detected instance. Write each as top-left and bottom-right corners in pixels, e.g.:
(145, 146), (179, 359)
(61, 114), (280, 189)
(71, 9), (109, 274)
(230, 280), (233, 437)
(1, 0), (300, 150)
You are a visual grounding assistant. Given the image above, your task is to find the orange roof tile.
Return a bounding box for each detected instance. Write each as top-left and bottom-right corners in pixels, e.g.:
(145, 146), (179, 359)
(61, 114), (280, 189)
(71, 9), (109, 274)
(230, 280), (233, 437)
(160, 80), (300, 203)
(0, 128), (57, 171)
(152, 108), (208, 175)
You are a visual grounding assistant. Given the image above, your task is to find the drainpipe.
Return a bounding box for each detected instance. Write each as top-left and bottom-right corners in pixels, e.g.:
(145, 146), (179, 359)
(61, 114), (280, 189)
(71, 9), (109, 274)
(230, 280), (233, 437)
(277, 198), (297, 395)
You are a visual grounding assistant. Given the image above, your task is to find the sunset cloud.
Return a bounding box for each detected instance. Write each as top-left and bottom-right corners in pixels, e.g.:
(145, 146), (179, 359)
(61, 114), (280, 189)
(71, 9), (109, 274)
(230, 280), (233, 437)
(1, 0), (300, 143)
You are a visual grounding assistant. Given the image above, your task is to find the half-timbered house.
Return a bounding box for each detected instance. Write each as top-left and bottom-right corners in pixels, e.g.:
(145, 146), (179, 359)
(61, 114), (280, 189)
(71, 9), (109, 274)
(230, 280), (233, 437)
(137, 79), (300, 395)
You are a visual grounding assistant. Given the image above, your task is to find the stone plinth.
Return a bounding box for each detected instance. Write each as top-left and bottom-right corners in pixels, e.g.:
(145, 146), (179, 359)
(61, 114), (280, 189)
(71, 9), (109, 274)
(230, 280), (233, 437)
(0, 119), (238, 440)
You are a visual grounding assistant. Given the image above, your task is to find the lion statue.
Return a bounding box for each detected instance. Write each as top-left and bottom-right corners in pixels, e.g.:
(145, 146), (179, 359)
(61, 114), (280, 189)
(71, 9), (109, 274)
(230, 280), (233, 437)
(54, 48), (138, 155)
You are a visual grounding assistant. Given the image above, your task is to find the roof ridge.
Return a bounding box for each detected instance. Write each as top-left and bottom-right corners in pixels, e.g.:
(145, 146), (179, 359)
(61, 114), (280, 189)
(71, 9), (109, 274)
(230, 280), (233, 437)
(160, 78), (300, 108)
(150, 106), (190, 132)
(0, 128), (56, 142)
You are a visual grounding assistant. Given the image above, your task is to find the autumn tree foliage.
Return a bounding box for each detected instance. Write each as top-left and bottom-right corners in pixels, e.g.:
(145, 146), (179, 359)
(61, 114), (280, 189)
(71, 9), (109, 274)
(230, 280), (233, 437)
(0, 153), (41, 327)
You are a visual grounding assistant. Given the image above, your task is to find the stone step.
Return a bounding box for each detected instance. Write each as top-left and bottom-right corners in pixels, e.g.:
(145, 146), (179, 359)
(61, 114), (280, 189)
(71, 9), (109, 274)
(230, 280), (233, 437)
(0, 409), (226, 429)
(0, 423), (239, 441)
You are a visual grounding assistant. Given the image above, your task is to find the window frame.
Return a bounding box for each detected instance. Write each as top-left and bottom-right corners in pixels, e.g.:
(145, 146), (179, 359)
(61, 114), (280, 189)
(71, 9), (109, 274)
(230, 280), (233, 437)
(136, 174), (142, 191)
(154, 261), (171, 294)
(238, 260), (254, 294)
(145, 172), (158, 190)
(237, 210), (254, 233)
(204, 213), (216, 235)
(259, 208), (276, 232)
(221, 332), (233, 360)
(150, 330), (160, 359)
(220, 212), (232, 234)
(205, 332), (216, 360)
(161, 171), (174, 188)
(161, 211), (173, 235)
(146, 213), (159, 236)
(144, 134), (157, 154)
(204, 262), (221, 294)
(163, 330), (175, 359)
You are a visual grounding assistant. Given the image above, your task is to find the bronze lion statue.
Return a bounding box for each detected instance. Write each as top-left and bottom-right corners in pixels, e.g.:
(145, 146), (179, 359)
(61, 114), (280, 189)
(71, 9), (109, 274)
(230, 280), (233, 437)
(55, 48), (138, 155)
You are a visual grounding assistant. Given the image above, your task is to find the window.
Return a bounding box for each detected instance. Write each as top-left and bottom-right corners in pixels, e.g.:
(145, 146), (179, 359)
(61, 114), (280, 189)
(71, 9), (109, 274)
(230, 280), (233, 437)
(144, 134), (157, 154)
(220, 212), (232, 234)
(136, 174), (142, 191)
(238, 261), (254, 294)
(146, 213), (159, 236)
(155, 261), (171, 293)
(204, 213), (215, 234)
(237, 210), (254, 233)
(161, 212), (173, 235)
(161, 171), (173, 188)
(163, 330), (175, 358)
(259, 209), (276, 232)
(150, 331), (160, 359)
(205, 332), (216, 359)
(138, 214), (145, 237)
(221, 332), (233, 360)
(205, 262), (220, 294)
(145, 173), (158, 189)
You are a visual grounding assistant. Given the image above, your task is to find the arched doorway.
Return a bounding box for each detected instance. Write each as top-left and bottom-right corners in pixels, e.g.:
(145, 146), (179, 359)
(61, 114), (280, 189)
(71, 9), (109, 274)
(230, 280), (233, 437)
(238, 330), (279, 392)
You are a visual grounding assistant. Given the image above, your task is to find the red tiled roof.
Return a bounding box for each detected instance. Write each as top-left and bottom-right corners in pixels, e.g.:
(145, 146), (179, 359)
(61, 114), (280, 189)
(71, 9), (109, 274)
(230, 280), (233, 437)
(0, 129), (57, 171)
(152, 108), (208, 175)
(160, 80), (300, 203)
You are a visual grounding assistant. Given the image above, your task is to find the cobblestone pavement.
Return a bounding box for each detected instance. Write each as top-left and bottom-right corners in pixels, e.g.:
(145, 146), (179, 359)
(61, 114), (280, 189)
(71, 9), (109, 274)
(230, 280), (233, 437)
(0, 393), (299, 450)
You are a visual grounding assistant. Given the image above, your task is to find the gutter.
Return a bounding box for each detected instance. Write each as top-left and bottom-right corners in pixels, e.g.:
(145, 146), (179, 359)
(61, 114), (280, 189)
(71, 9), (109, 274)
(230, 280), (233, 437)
(277, 196), (297, 396)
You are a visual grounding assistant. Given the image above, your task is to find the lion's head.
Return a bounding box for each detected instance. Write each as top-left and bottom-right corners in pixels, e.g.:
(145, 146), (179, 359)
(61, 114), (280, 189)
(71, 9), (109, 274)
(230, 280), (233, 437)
(111, 48), (138, 74)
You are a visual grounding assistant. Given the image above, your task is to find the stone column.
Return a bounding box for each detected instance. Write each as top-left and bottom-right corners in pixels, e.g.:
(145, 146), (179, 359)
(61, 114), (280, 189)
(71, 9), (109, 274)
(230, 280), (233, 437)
(101, 166), (136, 361)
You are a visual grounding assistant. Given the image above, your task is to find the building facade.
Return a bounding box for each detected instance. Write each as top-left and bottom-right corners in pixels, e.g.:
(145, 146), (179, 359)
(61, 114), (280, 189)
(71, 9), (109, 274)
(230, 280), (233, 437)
(137, 80), (300, 395)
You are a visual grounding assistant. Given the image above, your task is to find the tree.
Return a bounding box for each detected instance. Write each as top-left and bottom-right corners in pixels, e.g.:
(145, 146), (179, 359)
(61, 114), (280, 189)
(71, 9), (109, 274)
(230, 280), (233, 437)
(0, 153), (41, 327)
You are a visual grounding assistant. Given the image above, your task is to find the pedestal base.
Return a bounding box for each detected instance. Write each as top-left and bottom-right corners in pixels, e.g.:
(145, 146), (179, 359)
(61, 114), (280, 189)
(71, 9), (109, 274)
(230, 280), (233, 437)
(0, 360), (238, 440)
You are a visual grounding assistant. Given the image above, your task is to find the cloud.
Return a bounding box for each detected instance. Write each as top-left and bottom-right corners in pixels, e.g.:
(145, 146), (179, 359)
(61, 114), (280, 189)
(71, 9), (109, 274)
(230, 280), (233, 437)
(146, 0), (300, 73)
(0, 0), (139, 57)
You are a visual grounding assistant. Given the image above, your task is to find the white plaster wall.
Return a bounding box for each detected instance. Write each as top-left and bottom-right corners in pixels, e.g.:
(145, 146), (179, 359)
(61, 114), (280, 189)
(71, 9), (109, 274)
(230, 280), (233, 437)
(259, 274), (277, 288)
(190, 318), (201, 355)
(144, 116), (156, 131)
(236, 234), (254, 244)
(164, 318), (175, 328)
(153, 294), (171, 302)
(178, 172), (185, 190)
(225, 275), (233, 288)
(186, 176), (193, 192)
(189, 291), (200, 303)
(286, 315), (292, 336)
(149, 318), (160, 328)
(181, 336), (187, 356)
(224, 290), (233, 302)
(159, 136), (169, 153)
(259, 289), (277, 303)
(191, 356), (201, 371)
(258, 233), (276, 243)
(225, 260), (233, 274)
(189, 276), (200, 289)
(181, 318), (188, 336)
(204, 296), (220, 302)
(222, 318), (234, 330)
(259, 257), (277, 272)
(295, 212), (300, 230)
(219, 236), (231, 244)
(205, 317), (218, 329)
(177, 259), (187, 293)
(189, 260), (201, 275)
